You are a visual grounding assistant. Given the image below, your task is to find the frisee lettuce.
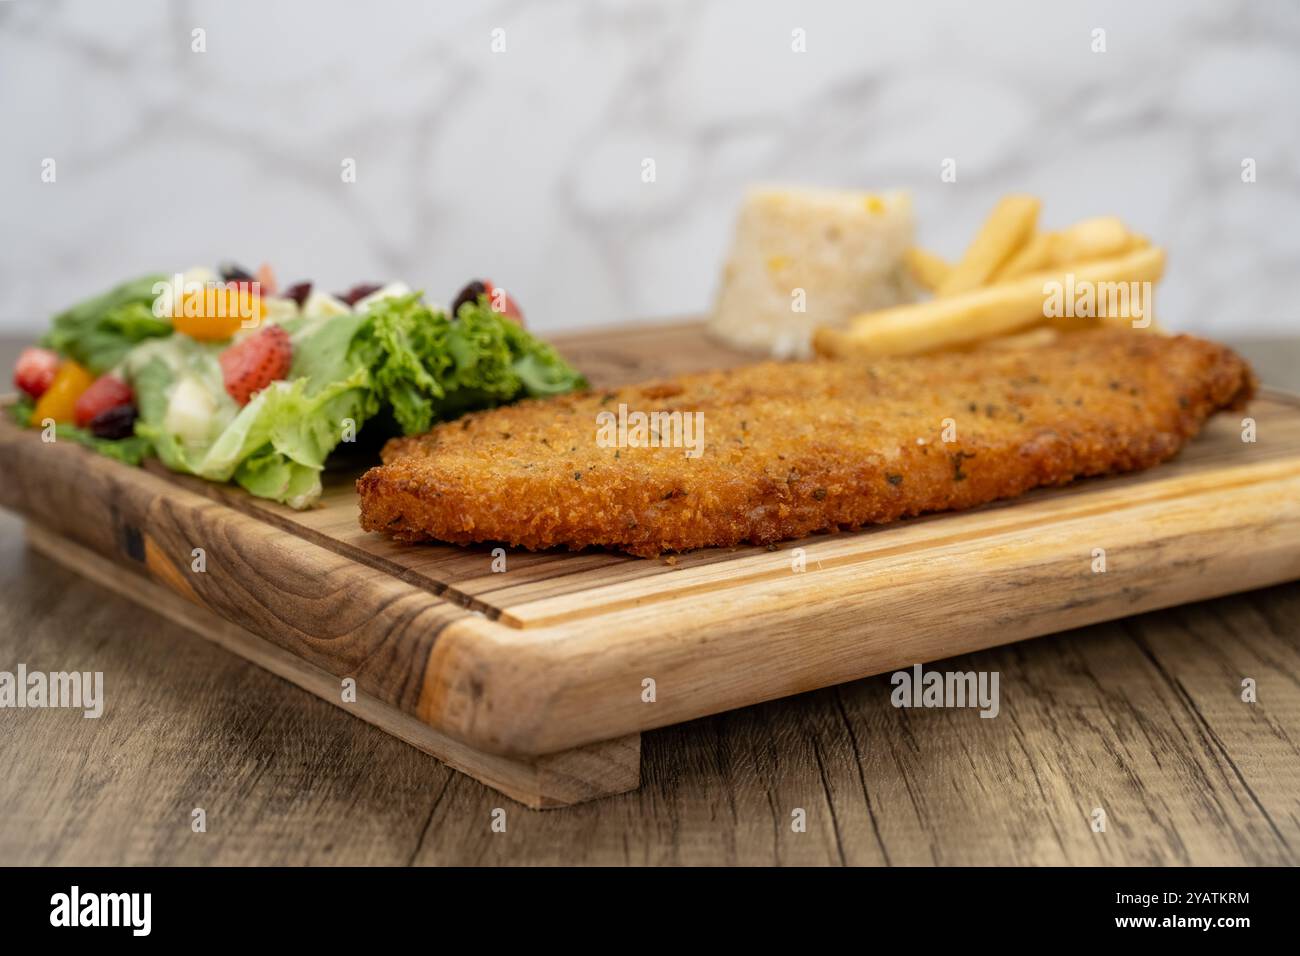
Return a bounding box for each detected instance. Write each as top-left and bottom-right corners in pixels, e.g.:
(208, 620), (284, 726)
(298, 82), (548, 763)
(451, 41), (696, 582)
(355, 293), (587, 434)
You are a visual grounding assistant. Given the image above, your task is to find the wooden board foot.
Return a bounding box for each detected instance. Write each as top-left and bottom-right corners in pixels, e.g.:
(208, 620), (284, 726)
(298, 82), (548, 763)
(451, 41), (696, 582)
(24, 523), (641, 809)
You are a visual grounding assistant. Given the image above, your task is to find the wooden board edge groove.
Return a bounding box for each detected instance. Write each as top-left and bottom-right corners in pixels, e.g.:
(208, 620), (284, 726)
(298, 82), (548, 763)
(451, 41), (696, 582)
(412, 467), (1300, 755)
(147, 460), (513, 622)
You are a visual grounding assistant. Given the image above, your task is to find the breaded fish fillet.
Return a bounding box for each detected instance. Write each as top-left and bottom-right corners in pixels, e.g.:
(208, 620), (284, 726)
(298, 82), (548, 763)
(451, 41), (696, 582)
(358, 330), (1255, 557)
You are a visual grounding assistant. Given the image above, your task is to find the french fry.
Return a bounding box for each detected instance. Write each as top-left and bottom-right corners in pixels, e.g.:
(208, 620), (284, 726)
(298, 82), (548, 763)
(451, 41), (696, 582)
(937, 194), (1041, 296)
(997, 218), (1137, 282)
(813, 246), (1166, 358)
(904, 247), (952, 291)
(975, 327), (1060, 350)
(1034, 245), (1163, 330)
(1099, 286), (1163, 332)
(1049, 216), (1133, 265)
(994, 231), (1054, 281)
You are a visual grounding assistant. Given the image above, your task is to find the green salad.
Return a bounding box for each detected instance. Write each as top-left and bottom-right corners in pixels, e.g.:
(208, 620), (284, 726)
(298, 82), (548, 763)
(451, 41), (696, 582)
(11, 268), (585, 508)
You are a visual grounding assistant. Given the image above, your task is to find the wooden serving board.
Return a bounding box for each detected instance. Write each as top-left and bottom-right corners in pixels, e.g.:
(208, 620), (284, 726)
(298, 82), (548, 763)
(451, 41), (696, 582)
(5, 321), (1300, 807)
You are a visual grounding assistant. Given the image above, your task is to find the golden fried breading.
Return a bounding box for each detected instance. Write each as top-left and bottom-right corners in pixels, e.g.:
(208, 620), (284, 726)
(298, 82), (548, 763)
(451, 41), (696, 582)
(358, 330), (1255, 557)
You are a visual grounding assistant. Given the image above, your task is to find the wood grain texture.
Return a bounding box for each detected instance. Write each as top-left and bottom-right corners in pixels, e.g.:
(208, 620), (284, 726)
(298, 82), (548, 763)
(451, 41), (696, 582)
(3, 324), (1298, 758)
(25, 524), (640, 809)
(1, 333), (1298, 864)
(0, 418), (473, 719)
(2, 504), (1296, 864)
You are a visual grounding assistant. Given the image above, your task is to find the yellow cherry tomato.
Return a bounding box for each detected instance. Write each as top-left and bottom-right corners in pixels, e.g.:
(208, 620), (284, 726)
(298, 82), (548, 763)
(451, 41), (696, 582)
(30, 360), (93, 426)
(172, 284), (263, 341)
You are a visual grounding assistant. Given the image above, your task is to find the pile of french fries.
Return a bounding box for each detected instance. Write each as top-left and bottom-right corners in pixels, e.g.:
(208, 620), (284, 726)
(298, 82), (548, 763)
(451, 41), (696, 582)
(814, 195), (1166, 358)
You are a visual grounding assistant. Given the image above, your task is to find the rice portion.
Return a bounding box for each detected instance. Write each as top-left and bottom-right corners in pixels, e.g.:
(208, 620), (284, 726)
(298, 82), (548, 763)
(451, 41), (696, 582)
(709, 186), (916, 359)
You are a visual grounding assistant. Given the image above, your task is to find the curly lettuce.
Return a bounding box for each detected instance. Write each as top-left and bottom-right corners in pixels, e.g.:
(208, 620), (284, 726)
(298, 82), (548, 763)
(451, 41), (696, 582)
(353, 293), (587, 434)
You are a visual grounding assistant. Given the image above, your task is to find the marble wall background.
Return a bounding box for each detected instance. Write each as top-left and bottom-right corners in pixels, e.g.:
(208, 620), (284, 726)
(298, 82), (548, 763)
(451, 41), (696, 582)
(2, 0), (1297, 337)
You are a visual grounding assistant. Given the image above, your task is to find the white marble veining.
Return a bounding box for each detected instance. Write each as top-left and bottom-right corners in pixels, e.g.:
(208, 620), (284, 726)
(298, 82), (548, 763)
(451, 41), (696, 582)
(1, 0), (1297, 336)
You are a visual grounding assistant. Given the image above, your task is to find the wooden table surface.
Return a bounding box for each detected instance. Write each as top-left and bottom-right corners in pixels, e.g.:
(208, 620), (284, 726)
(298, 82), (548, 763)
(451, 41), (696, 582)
(1, 334), (1298, 866)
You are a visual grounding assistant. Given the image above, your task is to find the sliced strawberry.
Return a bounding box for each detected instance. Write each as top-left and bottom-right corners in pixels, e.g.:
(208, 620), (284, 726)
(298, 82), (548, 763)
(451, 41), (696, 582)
(14, 347), (61, 399)
(220, 325), (292, 405)
(74, 374), (134, 428)
(482, 279), (524, 324)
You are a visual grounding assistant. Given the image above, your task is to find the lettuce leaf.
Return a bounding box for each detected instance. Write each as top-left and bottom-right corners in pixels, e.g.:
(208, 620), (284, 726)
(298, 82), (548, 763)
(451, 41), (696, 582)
(221, 369), (374, 507)
(9, 396), (34, 427)
(42, 275), (171, 373)
(127, 337), (238, 474)
(286, 309), (369, 385)
(55, 425), (152, 466)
